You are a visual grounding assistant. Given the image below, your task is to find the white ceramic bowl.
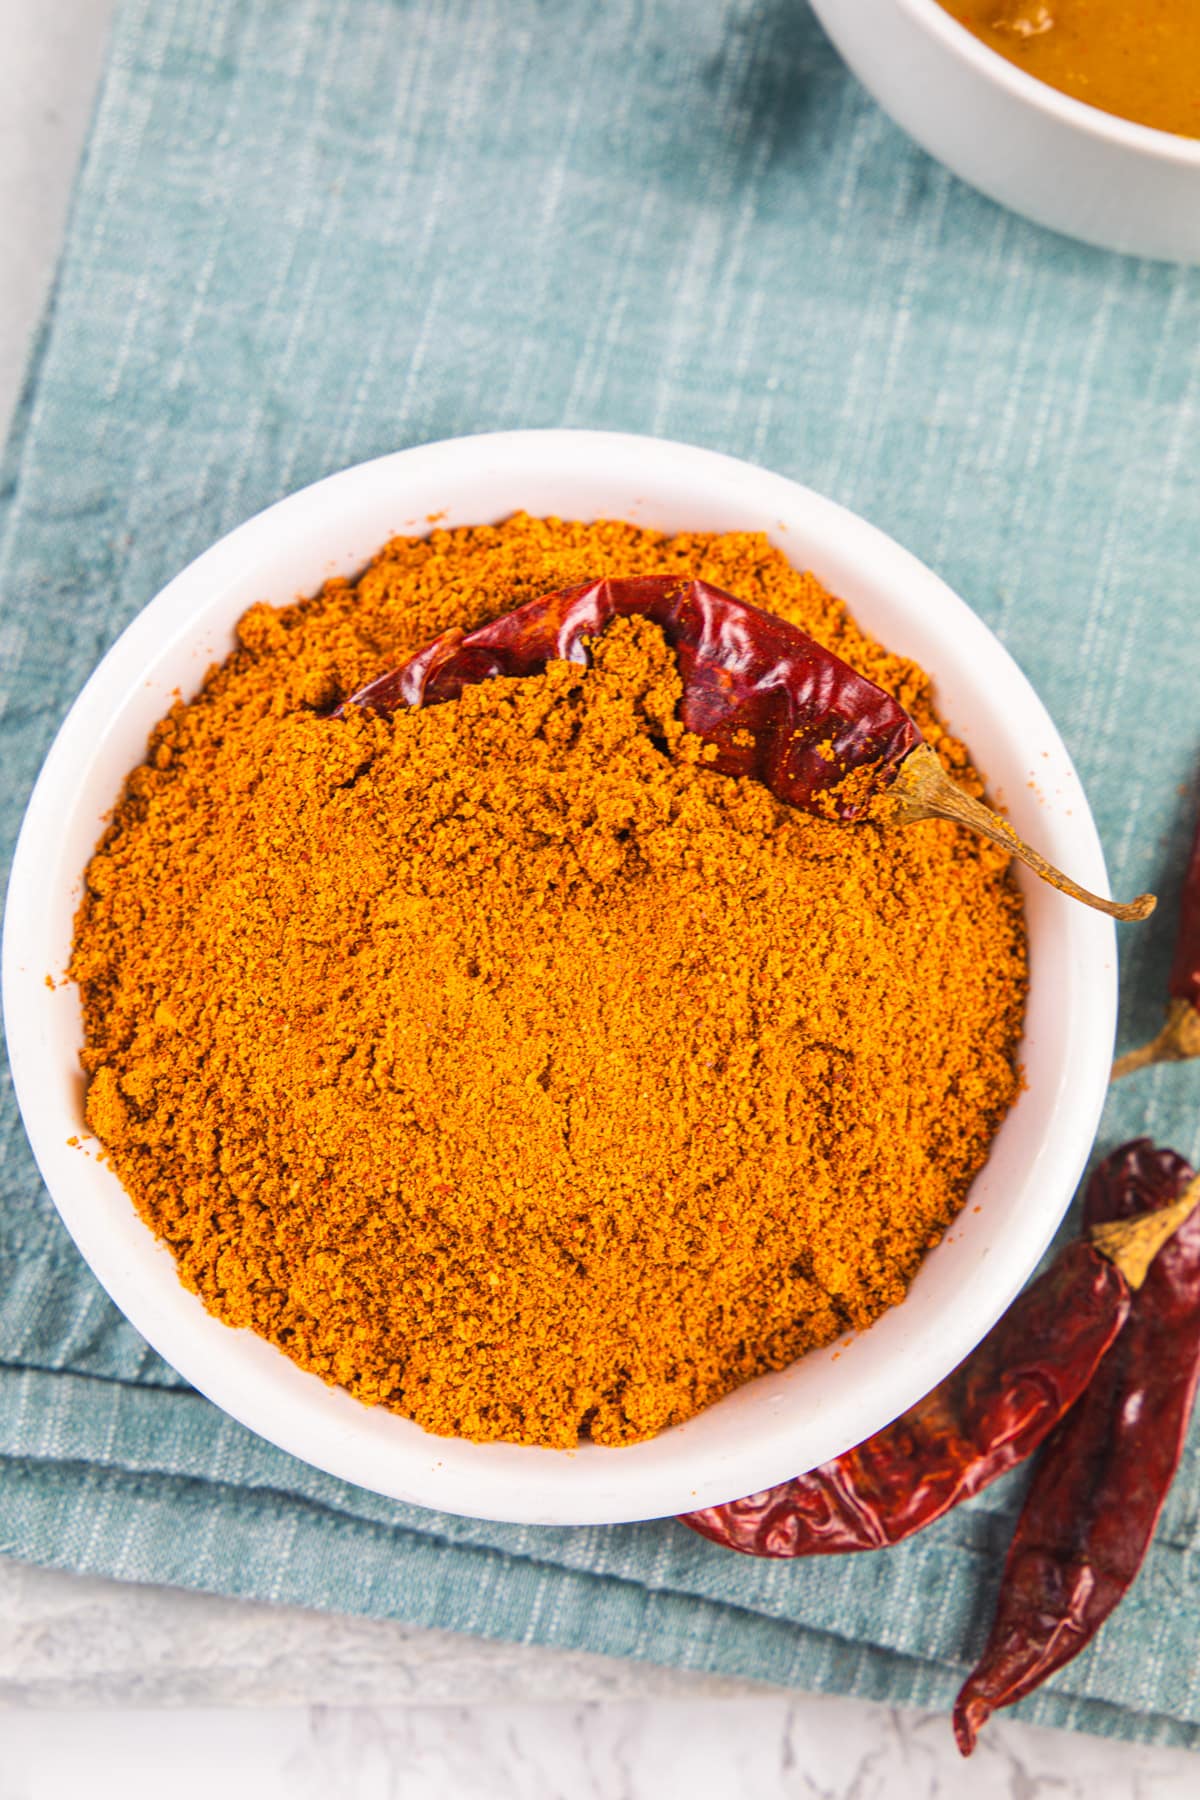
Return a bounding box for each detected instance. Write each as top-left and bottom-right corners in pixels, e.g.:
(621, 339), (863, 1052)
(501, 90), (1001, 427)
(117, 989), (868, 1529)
(809, 0), (1200, 262)
(3, 430), (1117, 1525)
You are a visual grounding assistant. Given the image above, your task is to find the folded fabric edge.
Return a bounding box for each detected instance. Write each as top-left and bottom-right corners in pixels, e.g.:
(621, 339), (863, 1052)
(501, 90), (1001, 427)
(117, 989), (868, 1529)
(2, 1359), (1197, 1558)
(0, 300), (53, 552)
(0, 1352), (187, 1394)
(1, 1454), (1197, 1751)
(0, 1372), (1037, 1684)
(0, 1362), (1046, 1600)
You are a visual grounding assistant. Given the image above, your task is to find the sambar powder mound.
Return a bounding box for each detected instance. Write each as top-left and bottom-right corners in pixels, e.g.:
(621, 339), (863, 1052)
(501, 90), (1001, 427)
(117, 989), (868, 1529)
(71, 516), (1027, 1448)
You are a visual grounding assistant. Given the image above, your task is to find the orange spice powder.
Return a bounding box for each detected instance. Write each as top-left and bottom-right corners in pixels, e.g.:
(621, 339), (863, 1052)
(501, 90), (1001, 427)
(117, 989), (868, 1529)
(70, 515), (1027, 1448)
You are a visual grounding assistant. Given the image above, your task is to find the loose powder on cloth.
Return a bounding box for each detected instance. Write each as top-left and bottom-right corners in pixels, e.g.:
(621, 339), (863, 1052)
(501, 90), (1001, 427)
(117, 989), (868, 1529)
(71, 516), (1028, 1448)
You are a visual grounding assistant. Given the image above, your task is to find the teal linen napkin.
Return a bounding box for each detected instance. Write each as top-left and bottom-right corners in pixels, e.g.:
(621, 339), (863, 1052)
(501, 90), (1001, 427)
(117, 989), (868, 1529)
(3, 0), (1200, 1747)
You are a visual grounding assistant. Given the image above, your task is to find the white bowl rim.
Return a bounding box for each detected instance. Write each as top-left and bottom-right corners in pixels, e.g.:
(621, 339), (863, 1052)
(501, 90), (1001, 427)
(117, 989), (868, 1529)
(2, 428), (1117, 1525)
(898, 0), (1200, 166)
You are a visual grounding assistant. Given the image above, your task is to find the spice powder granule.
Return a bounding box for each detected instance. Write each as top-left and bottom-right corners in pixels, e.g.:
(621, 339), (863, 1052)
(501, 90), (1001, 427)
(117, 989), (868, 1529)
(71, 515), (1028, 1449)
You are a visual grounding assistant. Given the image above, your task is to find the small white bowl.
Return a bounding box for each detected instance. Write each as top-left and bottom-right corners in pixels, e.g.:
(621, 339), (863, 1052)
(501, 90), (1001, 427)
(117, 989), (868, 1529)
(2, 430), (1116, 1525)
(809, 0), (1200, 262)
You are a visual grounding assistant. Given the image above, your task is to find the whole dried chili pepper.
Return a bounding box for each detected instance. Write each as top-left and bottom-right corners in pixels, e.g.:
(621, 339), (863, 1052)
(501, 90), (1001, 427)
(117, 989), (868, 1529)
(953, 1142), (1200, 1755)
(1112, 797), (1200, 1076)
(677, 1193), (1194, 1558)
(343, 576), (1154, 922)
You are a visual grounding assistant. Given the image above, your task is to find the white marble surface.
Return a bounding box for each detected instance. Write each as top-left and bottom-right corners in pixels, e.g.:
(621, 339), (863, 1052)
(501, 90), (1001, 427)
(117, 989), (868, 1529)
(4, 3), (1200, 1795)
(2, 1690), (1198, 1800)
(2, 1563), (1199, 1800)
(0, 0), (116, 429)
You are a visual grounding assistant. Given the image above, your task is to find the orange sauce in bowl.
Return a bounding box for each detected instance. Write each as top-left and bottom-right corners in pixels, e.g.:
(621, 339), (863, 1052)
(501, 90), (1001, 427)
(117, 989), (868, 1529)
(937, 2), (1200, 138)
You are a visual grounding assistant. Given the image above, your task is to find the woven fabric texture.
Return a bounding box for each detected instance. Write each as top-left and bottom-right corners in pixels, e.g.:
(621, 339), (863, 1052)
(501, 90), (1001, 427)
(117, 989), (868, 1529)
(2, 0), (1199, 1747)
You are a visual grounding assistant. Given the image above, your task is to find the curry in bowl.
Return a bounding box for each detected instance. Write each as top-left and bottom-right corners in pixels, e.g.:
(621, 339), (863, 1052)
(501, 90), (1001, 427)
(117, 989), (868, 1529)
(939, 1), (1200, 138)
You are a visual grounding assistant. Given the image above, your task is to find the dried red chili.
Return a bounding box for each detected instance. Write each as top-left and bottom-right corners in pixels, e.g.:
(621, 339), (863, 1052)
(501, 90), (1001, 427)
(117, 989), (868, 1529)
(1113, 797), (1200, 1076)
(953, 1142), (1200, 1754)
(344, 575), (1154, 922)
(676, 1195), (1198, 1558)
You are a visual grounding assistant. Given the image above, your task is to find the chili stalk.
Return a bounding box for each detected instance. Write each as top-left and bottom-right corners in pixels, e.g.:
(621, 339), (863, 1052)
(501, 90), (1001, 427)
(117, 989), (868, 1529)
(343, 577), (1154, 924)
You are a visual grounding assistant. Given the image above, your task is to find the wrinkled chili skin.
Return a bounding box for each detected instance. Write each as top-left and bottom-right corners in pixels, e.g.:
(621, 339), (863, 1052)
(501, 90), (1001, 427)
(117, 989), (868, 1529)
(1168, 808), (1200, 1008)
(345, 577), (922, 821)
(953, 1141), (1200, 1756)
(680, 1239), (1131, 1557)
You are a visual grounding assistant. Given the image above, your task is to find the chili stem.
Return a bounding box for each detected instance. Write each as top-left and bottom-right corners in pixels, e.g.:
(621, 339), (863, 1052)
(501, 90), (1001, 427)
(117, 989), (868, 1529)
(1111, 997), (1200, 1081)
(890, 746), (1155, 924)
(1088, 1175), (1200, 1288)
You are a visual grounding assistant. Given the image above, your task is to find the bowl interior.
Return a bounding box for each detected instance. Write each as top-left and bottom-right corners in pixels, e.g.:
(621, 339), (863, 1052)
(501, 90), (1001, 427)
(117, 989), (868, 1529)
(2, 430), (1116, 1524)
